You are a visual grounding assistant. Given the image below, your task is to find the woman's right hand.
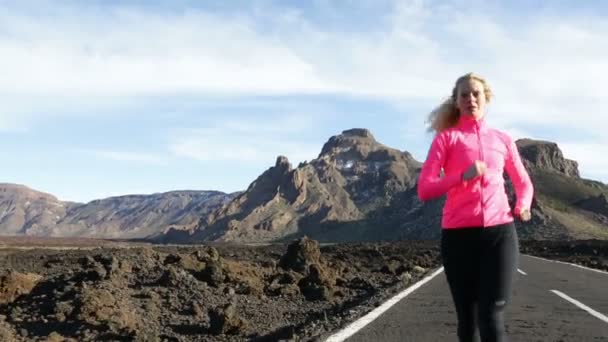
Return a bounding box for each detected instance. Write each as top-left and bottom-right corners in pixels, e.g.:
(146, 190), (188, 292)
(463, 160), (487, 181)
(517, 208), (532, 222)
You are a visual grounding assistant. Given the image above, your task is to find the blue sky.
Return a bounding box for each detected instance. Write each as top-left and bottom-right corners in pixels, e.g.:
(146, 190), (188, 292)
(1, 0), (607, 202)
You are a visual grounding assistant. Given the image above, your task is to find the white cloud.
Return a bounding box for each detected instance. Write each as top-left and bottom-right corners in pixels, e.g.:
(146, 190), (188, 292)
(169, 115), (320, 164)
(219, 115), (316, 135)
(84, 149), (165, 164)
(0, 6), (330, 98)
(1, 1), (606, 123)
(0, 114), (29, 133)
(559, 142), (608, 184)
(2, 0), (608, 180)
(468, 18), (608, 130)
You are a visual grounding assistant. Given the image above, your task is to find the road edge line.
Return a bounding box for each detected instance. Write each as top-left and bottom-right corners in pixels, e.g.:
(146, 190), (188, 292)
(324, 266), (445, 342)
(524, 254), (608, 275)
(550, 290), (608, 323)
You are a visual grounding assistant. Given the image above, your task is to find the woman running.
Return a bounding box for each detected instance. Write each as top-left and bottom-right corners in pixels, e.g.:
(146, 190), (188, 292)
(417, 73), (534, 342)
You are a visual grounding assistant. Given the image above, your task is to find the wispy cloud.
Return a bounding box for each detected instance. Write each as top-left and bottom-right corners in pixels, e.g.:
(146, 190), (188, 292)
(84, 149), (165, 164)
(0, 4), (330, 98)
(559, 142), (608, 182)
(2, 0), (608, 197)
(169, 115), (321, 164)
(1, 1), (605, 127)
(0, 114), (29, 133)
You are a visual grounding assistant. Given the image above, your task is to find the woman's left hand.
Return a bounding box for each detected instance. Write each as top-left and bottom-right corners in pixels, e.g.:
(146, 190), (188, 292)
(518, 208), (531, 222)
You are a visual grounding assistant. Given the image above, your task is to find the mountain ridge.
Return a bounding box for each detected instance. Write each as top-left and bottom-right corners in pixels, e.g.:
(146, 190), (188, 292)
(2, 129), (607, 242)
(0, 184), (237, 239)
(161, 131), (608, 243)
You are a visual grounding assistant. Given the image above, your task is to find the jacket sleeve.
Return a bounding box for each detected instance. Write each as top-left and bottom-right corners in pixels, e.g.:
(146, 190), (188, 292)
(417, 133), (463, 201)
(504, 136), (534, 214)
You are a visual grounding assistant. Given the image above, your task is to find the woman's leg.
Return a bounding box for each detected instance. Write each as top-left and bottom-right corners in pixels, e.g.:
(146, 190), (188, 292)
(477, 222), (519, 342)
(442, 228), (482, 342)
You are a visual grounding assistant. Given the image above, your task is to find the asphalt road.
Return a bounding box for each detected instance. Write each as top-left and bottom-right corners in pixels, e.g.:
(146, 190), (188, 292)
(325, 255), (608, 341)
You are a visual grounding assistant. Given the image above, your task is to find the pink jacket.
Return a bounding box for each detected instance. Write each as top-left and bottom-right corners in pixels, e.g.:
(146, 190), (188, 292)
(417, 115), (534, 229)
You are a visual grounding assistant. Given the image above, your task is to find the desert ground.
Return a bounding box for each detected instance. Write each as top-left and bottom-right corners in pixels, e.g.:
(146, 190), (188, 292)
(0, 236), (605, 341)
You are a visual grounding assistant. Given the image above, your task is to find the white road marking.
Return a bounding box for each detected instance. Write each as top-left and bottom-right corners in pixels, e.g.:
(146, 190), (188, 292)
(517, 269), (527, 275)
(551, 290), (608, 324)
(525, 255), (608, 275)
(324, 267), (445, 342)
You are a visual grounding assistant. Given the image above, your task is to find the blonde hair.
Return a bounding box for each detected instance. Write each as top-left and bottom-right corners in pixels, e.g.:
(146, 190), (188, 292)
(426, 73), (493, 133)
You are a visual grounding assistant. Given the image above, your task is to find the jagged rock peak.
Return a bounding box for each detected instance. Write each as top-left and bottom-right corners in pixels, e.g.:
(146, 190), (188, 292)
(275, 156), (292, 171)
(341, 128), (374, 139)
(320, 128), (378, 157)
(516, 138), (580, 178)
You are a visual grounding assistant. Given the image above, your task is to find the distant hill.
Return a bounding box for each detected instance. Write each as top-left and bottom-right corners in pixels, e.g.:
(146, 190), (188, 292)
(159, 129), (608, 243)
(3, 129), (607, 243)
(0, 184), (236, 239)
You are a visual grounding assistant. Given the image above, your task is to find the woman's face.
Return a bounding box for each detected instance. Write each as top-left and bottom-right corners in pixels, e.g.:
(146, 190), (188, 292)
(456, 79), (487, 119)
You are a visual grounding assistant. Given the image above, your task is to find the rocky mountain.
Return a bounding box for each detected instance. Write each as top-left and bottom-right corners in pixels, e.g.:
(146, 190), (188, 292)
(161, 128), (421, 243)
(517, 139), (580, 177)
(4, 129), (608, 243)
(0, 185), (236, 239)
(161, 130), (608, 243)
(514, 139), (608, 240)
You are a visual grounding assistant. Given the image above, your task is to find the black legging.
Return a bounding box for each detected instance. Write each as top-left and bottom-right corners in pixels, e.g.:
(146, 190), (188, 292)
(441, 222), (519, 342)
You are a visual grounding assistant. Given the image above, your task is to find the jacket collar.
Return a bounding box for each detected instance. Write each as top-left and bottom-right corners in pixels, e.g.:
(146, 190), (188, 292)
(456, 114), (486, 130)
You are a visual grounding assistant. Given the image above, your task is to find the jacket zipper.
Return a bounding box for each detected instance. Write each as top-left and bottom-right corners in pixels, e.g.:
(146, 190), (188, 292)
(476, 122), (485, 227)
